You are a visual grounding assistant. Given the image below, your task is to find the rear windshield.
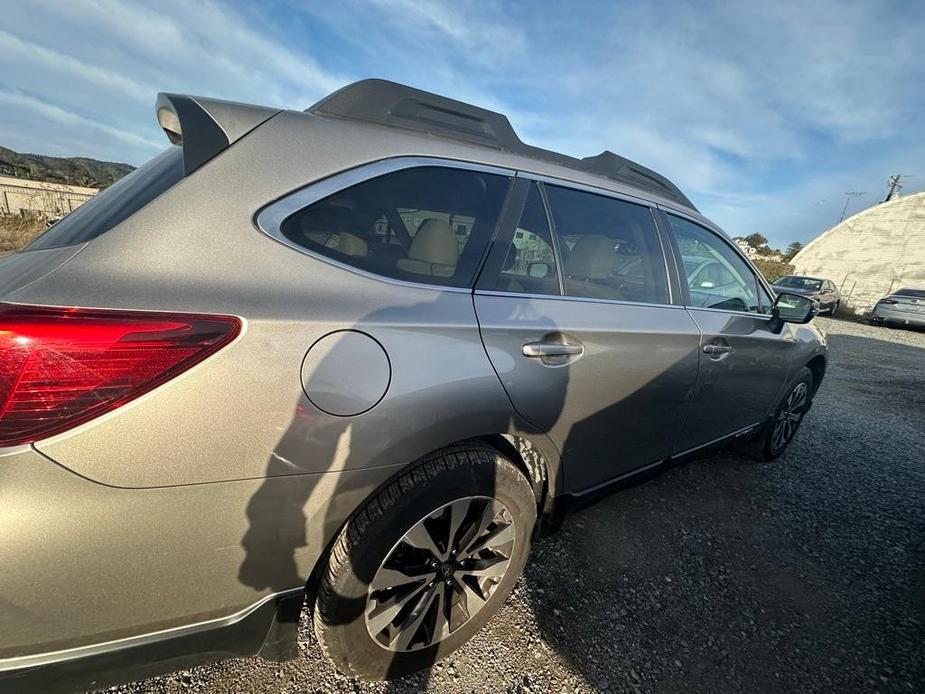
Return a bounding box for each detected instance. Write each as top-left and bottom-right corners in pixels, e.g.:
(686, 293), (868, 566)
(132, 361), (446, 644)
(24, 147), (184, 251)
(895, 288), (925, 298)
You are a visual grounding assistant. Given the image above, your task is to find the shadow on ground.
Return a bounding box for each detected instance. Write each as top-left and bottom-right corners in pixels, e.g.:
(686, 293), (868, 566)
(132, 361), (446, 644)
(123, 323), (924, 693)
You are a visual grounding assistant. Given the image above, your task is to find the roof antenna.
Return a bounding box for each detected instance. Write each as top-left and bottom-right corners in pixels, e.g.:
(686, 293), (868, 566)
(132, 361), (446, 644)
(883, 174), (902, 203)
(838, 191), (866, 223)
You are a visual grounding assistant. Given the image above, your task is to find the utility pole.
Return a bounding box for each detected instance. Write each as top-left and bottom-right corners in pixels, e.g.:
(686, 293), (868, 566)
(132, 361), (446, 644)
(883, 174), (902, 202)
(839, 191), (867, 224)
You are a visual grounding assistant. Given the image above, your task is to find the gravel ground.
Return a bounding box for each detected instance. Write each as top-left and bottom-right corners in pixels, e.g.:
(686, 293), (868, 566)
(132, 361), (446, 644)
(110, 317), (924, 694)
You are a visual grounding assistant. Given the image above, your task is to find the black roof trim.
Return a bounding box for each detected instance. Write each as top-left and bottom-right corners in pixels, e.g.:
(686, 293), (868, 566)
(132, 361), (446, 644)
(308, 79), (696, 210)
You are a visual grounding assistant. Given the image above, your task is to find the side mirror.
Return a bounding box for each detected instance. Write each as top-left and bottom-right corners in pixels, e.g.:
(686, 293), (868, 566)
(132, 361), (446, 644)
(773, 292), (816, 324)
(527, 262), (551, 278)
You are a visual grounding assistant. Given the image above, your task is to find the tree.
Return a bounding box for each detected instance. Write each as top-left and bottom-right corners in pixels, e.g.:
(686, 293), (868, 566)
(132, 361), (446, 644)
(783, 241), (804, 262)
(743, 233), (769, 251)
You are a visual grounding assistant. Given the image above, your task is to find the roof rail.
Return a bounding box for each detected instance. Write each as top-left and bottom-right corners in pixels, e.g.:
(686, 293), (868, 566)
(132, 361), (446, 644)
(308, 79), (696, 210)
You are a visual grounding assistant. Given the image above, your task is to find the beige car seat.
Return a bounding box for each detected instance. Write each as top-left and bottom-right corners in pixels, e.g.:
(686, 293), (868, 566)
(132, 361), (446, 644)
(564, 234), (622, 300)
(396, 219), (458, 278)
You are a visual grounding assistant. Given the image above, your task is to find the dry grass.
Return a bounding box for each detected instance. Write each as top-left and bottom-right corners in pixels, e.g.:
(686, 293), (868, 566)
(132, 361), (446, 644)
(0, 214), (46, 254)
(752, 257), (795, 283)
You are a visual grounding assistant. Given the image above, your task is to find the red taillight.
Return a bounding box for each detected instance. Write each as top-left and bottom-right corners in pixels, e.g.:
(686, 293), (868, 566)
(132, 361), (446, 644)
(0, 304), (240, 447)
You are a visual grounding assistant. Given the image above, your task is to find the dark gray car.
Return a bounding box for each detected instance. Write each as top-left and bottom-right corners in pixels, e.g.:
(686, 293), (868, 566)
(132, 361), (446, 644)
(772, 275), (842, 315)
(0, 80), (827, 692)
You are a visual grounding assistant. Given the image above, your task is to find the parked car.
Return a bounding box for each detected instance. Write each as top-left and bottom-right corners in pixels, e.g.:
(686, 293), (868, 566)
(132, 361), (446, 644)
(870, 287), (925, 328)
(771, 275), (842, 314)
(0, 80), (827, 692)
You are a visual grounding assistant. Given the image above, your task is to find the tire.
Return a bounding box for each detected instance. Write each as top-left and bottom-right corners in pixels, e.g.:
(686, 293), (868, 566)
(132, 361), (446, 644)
(830, 300), (839, 315)
(313, 443), (536, 680)
(743, 367), (814, 461)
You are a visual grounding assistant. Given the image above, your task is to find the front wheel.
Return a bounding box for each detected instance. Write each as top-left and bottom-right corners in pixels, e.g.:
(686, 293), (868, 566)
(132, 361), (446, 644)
(744, 367), (814, 461)
(313, 443), (536, 680)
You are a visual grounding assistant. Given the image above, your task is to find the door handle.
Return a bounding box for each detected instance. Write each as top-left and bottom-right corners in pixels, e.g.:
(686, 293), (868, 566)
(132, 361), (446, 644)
(522, 341), (584, 358)
(703, 344), (734, 355)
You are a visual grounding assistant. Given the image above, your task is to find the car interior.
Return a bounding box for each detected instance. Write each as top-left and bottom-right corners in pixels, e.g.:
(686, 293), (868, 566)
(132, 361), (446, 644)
(279, 167), (508, 287)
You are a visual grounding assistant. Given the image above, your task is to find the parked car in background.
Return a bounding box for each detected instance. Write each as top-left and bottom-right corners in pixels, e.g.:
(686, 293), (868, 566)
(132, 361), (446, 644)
(771, 275), (841, 314)
(0, 79), (828, 692)
(870, 288), (925, 328)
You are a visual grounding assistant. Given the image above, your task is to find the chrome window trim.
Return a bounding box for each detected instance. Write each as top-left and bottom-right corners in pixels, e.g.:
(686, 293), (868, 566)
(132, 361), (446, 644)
(659, 206), (779, 318)
(687, 305), (775, 321)
(519, 170), (664, 209)
(254, 156), (516, 294)
(474, 288), (685, 311)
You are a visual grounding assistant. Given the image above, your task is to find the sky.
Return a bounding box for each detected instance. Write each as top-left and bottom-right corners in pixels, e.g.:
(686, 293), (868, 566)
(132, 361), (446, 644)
(0, 0), (922, 248)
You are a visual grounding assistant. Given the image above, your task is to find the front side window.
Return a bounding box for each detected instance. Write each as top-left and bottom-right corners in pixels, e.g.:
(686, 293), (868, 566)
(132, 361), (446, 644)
(544, 185), (668, 304)
(757, 280), (775, 313)
(280, 167), (510, 288)
(668, 215), (764, 313)
(485, 183), (560, 295)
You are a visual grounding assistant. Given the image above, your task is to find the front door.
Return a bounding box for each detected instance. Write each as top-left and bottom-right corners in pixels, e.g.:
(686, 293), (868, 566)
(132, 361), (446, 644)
(474, 181), (701, 493)
(663, 212), (795, 450)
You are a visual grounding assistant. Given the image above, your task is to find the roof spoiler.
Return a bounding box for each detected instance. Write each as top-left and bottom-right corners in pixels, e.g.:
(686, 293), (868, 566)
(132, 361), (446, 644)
(155, 94), (280, 175)
(308, 79), (696, 210)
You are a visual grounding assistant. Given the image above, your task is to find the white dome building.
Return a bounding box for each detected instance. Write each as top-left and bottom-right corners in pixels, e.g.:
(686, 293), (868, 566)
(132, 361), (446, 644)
(792, 191), (925, 312)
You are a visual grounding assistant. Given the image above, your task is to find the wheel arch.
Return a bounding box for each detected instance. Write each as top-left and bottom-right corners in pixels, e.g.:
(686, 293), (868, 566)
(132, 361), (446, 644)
(806, 354), (827, 395)
(302, 432), (561, 617)
(474, 433), (558, 516)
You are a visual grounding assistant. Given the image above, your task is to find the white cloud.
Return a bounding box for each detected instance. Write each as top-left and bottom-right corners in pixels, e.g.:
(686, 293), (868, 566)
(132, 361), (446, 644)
(0, 89), (162, 152)
(0, 0), (348, 163)
(0, 0), (921, 247)
(0, 30), (152, 103)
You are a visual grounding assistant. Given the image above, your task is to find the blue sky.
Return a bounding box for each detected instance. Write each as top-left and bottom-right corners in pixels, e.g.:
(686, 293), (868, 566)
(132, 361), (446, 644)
(1, 0), (922, 248)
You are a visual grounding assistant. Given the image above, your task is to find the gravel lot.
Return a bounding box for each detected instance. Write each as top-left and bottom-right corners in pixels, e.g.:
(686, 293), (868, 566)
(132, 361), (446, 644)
(112, 317), (924, 694)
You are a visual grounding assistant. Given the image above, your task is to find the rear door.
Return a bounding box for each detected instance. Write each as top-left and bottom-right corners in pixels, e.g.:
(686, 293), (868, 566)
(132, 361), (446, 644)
(661, 211), (794, 450)
(474, 179), (701, 493)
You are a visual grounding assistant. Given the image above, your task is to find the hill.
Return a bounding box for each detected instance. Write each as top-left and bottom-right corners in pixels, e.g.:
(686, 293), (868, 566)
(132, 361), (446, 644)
(0, 145), (134, 189)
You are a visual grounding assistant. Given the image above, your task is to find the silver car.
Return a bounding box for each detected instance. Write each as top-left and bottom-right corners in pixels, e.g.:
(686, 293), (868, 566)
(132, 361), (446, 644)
(0, 80), (827, 691)
(870, 288), (925, 328)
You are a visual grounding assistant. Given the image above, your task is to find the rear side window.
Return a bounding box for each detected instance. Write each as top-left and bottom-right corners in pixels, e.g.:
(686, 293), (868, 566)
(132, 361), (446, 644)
(544, 185), (669, 304)
(25, 147), (184, 251)
(896, 288), (925, 298)
(280, 167), (510, 288)
(485, 183), (560, 296)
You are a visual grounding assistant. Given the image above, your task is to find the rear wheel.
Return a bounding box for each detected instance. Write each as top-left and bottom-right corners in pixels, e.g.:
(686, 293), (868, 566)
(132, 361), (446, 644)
(313, 443), (536, 680)
(744, 367), (814, 461)
(830, 300), (840, 315)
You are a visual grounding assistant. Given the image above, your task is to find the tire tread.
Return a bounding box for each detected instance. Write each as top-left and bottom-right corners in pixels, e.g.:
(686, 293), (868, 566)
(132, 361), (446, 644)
(313, 442), (519, 676)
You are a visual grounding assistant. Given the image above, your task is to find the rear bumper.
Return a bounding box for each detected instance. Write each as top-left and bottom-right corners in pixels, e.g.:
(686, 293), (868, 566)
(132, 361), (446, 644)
(871, 306), (925, 327)
(0, 590), (302, 694)
(0, 446), (402, 692)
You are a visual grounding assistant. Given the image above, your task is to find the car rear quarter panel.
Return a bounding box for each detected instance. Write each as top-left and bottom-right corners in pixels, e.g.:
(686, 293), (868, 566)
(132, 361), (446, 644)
(0, 445), (404, 658)
(1, 112), (565, 657)
(8, 112), (538, 489)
